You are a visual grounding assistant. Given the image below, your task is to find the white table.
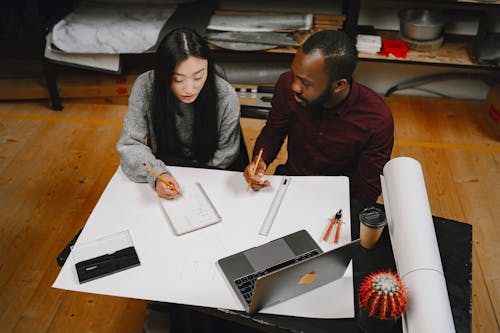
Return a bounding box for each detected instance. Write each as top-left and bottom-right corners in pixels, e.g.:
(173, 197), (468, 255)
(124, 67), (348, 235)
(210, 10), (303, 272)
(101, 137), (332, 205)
(53, 166), (354, 318)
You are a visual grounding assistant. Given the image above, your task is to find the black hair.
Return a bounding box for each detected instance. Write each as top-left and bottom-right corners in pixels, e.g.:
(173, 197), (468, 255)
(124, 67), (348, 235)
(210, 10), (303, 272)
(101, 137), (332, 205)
(152, 28), (218, 163)
(302, 30), (358, 81)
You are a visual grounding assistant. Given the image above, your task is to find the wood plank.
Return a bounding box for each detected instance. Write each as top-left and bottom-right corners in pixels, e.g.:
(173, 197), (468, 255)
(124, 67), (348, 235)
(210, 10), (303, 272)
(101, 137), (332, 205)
(447, 149), (500, 323)
(0, 120), (76, 270)
(48, 292), (138, 332)
(387, 96), (499, 332)
(0, 75), (138, 101)
(0, 103), (47, 175)
(0, 109), (124, 331)
(0, 102), (133, 332)
(472, 246), (499, 333)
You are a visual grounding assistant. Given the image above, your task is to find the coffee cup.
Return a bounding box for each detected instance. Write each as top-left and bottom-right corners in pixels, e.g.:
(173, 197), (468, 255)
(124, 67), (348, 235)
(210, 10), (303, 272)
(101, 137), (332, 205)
(359, 207), (387, 249)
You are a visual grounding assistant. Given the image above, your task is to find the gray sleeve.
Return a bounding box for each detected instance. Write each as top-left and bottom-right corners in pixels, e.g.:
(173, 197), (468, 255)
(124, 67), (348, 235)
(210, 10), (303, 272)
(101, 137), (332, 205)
(208, 77), (241, 168)
(116, 71), (170, 188)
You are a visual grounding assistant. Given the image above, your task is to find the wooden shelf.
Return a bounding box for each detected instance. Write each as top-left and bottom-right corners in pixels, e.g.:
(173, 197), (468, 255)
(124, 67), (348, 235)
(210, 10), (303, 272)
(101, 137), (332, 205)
(211, 30), (498, 70)
(358, 30), (498, 70)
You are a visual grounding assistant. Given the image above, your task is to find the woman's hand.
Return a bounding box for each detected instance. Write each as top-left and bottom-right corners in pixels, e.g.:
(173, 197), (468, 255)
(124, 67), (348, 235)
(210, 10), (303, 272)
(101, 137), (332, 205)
(243, 159), (270, 191)
(156, 173), (181, 200)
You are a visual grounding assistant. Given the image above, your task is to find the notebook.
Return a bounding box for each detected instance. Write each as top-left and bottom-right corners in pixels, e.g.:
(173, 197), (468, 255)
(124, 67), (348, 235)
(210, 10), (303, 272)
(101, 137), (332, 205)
(218, 230), (360, 314)
(159, 182), (221, 235)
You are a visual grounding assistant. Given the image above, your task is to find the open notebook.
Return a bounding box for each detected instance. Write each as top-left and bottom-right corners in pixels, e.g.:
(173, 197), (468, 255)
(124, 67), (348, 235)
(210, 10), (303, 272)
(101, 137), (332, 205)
(159, 182), (221, 235)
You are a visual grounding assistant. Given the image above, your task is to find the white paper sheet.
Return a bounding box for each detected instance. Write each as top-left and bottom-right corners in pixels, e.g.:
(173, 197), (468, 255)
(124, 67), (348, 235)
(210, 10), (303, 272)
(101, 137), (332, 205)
(52, 3), (176, 54)
(381, 157), (455, 333)
(53, 167), (354, 318)
(44, 33), (120, 73)
(159, 182), (221, 235)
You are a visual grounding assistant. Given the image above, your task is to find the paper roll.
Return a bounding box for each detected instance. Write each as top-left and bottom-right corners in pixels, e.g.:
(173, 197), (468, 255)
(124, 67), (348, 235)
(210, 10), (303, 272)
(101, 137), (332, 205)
(382, 157), (443, 276)
(403, 270), (456, 333)
(220, 62), (289, 84)
(381, 157), (455, 333)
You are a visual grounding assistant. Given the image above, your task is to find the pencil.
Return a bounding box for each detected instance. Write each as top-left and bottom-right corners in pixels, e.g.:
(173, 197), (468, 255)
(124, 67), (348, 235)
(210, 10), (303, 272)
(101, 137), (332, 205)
(333, 215), (342, 243)
(143, 163), (179, 194)
(247, 148), (263, 190)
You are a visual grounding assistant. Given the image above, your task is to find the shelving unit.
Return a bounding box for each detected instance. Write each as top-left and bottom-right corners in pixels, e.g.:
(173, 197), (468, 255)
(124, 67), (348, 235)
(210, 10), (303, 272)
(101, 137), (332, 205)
(358, 31), (493, 69)
(11, 0), (498, 111)
(209, 1), (498, 71)
(343, 0), (500, 71)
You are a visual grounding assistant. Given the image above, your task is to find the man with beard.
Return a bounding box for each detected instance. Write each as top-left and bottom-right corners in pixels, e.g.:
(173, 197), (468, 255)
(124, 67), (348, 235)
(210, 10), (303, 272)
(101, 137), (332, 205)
(243, 30), (394, 237)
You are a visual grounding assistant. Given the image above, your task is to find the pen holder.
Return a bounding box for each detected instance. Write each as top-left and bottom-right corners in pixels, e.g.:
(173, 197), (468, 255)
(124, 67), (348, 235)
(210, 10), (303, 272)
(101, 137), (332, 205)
(357, 270), (407, 333)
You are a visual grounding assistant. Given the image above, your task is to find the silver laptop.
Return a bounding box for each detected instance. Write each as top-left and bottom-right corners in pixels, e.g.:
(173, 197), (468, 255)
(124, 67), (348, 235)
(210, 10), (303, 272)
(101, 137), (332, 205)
(218, 230), (360, 314)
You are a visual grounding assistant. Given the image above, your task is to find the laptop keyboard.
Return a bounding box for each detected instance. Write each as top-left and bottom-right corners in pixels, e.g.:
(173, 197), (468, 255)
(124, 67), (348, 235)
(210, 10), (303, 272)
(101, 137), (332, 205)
(234, 249), (321, 304)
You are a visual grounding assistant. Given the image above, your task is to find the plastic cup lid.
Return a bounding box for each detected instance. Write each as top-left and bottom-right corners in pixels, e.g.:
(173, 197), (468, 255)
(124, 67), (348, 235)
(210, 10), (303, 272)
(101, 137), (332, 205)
(359, 207), (387, 228)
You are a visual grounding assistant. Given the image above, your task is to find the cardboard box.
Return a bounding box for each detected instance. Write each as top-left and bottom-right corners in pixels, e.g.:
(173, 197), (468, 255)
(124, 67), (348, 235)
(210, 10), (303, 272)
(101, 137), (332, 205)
(485, 85), (500, 141)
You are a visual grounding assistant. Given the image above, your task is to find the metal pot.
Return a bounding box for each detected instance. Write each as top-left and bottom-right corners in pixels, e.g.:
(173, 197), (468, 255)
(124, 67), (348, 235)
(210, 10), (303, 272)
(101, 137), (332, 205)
(399, 9), (447, 41)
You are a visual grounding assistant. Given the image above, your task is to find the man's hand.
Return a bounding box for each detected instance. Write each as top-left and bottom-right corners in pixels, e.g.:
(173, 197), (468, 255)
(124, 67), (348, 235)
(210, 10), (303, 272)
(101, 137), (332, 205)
(244, 159), (271, 191)
(156, 173), (180, 200)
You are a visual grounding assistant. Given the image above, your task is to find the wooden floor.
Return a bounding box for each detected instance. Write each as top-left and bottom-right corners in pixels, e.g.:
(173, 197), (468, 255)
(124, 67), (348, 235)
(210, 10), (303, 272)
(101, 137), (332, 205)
(0, 94), (499, 332)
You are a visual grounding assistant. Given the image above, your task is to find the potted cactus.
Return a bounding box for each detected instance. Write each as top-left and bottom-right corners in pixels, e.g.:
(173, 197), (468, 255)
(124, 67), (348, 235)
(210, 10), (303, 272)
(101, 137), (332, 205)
(357, 270), (408, 333)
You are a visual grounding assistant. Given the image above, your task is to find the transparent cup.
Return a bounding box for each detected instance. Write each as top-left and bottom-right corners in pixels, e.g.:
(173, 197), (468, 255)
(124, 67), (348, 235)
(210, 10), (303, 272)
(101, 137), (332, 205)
(359, 207), (387, 249)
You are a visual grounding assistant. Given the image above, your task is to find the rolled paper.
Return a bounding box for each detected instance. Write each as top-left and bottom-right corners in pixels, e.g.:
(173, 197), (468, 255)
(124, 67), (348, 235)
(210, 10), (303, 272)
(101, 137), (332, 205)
(381, 157), (443, 276)
(402, 270), (455, 333)
(220, 62), (289, 84)
(381, 157), (455, 333)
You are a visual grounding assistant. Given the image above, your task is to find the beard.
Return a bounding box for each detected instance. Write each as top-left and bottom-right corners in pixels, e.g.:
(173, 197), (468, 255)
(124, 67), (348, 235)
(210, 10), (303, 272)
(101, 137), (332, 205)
(294, 82), (333, 112)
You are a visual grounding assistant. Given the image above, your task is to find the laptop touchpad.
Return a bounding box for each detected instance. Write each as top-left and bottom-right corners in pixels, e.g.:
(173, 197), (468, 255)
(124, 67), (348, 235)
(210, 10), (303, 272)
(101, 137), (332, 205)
(244, 239), (295, 272)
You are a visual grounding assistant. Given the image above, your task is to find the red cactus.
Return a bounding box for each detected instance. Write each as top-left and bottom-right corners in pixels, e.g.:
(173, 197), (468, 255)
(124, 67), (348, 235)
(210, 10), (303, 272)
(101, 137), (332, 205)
(358, 270), (407, 320)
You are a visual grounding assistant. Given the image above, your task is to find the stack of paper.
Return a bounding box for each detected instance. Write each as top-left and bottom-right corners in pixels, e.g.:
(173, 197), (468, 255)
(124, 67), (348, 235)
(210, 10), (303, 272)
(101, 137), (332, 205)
(206, 13), (311, 51)
(356, 34), (382, 54)
(158, 182), (221, 236)
(46, 1), (177, 73)
(45, 33), (120, 73)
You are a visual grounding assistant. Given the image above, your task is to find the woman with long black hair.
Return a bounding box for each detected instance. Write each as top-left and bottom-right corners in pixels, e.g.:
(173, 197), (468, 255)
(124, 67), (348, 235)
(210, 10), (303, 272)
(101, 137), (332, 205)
(117, 28), (241, 200)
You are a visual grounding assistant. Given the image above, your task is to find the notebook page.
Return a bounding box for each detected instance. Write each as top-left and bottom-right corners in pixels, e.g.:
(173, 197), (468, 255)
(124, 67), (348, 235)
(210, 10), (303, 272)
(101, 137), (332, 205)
(159, 182), (221, 235)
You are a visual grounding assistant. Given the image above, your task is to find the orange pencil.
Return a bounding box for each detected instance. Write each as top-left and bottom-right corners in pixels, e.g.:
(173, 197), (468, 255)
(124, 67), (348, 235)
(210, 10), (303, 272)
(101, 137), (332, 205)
(143, 163), (179, 194)
(333, 215), (342, 243)
(247, 148), (263, 190)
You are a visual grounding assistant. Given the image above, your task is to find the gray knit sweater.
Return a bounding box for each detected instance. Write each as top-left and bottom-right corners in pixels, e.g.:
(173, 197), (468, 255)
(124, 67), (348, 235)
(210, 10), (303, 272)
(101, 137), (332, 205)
(116, 70), (240, 188)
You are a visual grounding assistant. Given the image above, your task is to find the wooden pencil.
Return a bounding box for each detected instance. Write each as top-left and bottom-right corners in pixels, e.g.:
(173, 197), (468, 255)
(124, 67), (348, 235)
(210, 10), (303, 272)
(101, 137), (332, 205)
(247, 148), (263, 190)
(143, 163), (178, 193)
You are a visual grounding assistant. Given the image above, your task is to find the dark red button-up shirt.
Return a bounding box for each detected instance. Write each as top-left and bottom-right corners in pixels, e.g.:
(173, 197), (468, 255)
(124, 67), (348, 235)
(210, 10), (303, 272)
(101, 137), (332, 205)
(254, 71), (394, 202)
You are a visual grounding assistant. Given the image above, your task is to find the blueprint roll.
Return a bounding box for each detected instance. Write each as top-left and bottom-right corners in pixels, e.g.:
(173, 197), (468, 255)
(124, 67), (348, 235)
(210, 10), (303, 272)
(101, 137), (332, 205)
(381, 157), (455, 333)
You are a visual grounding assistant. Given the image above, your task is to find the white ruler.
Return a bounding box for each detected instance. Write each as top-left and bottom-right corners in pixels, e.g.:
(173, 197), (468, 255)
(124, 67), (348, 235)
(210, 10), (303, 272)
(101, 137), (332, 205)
(259, 176), (292, 236)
